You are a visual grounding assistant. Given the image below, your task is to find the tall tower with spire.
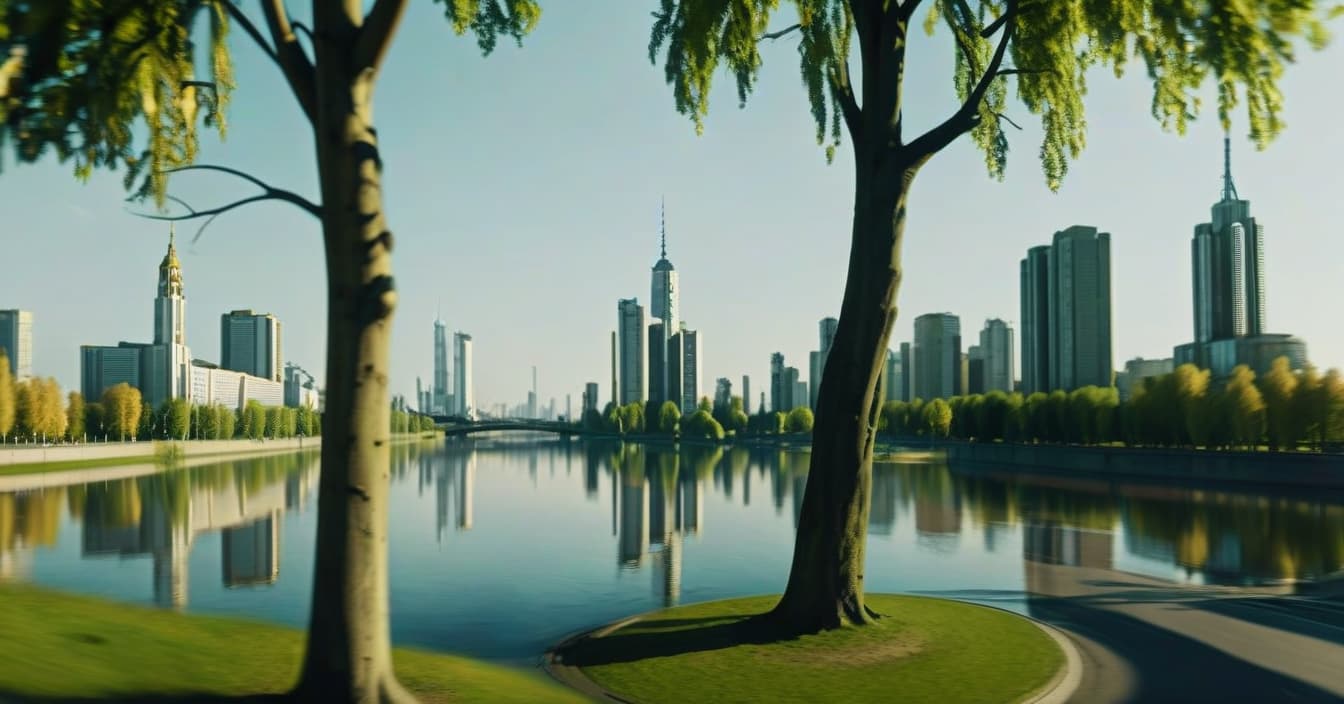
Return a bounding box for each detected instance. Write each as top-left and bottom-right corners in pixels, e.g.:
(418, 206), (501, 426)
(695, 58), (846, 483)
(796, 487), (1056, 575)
(1191, 135), (1265, 342)
(154, 225), (186, 346)
(649, 199), (680, 403)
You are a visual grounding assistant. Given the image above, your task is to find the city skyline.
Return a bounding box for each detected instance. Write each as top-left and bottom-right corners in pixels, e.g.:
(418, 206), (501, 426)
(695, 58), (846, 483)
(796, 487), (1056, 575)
(4, 2), (1342, 410)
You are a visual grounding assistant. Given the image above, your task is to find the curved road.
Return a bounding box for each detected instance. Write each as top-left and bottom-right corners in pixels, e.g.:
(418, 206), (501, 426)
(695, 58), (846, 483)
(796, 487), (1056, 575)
(1020, 563), (1344, 702)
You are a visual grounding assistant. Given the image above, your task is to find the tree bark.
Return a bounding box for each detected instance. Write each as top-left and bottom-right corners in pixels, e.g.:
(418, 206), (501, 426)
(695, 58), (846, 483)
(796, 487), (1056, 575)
(294, 3), (413, 702)
(766, 153), (914, 632)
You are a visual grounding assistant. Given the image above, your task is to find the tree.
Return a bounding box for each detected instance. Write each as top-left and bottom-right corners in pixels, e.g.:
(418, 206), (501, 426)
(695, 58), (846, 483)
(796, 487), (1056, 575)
(66, 391), (86, 441)
(923, 398), (952, 439)
(243, 400), (266, 440)
(85, 402), (105, 439)
(0, 349), (12, 441)
(1222, 365), (1265, 450)
(14, 379), (35, 438)
(1323, 369), (1344, 446)
(786, 406), (815, 433)
(216, 405), (238, 440)
(658, 400), (681, 435)
(167, 398), (190, 440)
(137, 400), (154, 441)
(1259, 356), (1299, 451)
(649, 0), (1333, 632)
(682, 409), (726, 440)
(101, 384), (142, 442)
(4, 2), (540, 699)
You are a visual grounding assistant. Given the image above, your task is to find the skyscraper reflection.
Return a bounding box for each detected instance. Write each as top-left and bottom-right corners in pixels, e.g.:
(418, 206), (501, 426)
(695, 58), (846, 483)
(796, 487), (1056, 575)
(222, 511), (280, 587)
(434, 448), (477, 541)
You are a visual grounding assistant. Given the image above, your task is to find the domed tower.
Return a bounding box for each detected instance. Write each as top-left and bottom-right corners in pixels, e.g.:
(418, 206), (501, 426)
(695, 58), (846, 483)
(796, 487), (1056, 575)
(155, 225), (186, 346)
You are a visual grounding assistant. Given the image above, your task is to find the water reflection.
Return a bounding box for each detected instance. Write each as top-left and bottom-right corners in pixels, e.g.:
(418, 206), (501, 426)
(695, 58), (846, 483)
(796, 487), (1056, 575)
(2, 453), (318, 607)
(1, 439), (1341, 664)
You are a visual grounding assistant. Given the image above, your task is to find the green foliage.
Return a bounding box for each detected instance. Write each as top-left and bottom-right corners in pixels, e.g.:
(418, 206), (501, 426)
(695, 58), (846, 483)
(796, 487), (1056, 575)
(437, 0), (542, 54)
(136, 400), (153, 440)
(100, 383), (141, 441)
(648, 0), (1335, 184)
(785, 406), (815, 434)
(0, 348), (13, 438)
(923, 398), (953, 438)
(214, 405), (236, 440)
(13, 377), (65, 439)
(1258, 356), (1298, 450)
(681, 409), (725, 441)
(64, 389), (85, 440)
(242, 400), (265, 440)
(83, 402), (104, 438)
(166, 398), (189, 440)
(658, 400), (681, 435)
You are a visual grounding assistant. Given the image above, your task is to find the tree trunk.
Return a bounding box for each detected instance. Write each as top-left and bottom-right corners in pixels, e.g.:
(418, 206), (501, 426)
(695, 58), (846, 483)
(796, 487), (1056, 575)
(767, 154), (914, 632)
(294, 5), (413, 703)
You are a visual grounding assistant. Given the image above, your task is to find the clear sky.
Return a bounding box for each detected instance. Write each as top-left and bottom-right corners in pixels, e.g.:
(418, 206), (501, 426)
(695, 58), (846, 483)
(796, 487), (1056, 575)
(4, 3), (1342, 412)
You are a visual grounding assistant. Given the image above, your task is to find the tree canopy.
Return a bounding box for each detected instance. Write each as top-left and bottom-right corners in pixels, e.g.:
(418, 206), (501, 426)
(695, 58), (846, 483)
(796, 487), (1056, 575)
(650, 0), (1339, 185)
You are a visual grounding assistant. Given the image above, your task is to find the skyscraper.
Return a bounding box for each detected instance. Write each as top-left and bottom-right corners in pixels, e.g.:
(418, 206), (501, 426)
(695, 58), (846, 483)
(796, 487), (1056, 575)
(1020, 245), (1051, 394)
(809, 316), (839, 409)
(914, 313), (961, 400)
(617, 298), (647, 405)
(770, 353), (786, 412)
(1193, 136), (1265, 342)
(668, 327), (701, 414)
(433, 316), (449, 415)
(647, 322), (667, 404)
(967, 346), (985, 395)
(899, 341), (914, 401)
(0, 309), (33, 379)
(650, 202), (680, 403)
(979, 318), (1015, 393)
(714, 378), (732, 410)
(884, 350), (902, 402)
(741, 375), (750, 415)
(453, 332), (473, 418)
(1020, 227), (1112, 393)
(584, 382), (599, 413)
(220, 310), (282, 381)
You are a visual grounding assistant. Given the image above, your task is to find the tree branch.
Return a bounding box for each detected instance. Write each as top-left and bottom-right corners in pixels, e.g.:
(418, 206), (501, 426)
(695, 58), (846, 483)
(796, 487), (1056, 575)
(222, 3), (279, 67)
(355, 0), (408, 74)
(899, 0), (926, 23)
(760, 23), (802, 41)
(261, 0), (317, 124)
(131, 164), (322, 231)
(829, 65), (862, 139)
(995, 112), (1023, 130)
(904, 0), (1018, 162)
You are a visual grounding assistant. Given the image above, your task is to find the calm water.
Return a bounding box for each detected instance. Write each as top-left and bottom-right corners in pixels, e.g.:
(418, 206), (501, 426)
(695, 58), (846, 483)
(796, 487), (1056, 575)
(1, 438), (1341, 664)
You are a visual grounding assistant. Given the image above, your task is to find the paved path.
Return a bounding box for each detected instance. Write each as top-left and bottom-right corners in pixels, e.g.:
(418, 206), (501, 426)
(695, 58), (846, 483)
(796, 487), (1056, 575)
(1022, 564), (1344, 702)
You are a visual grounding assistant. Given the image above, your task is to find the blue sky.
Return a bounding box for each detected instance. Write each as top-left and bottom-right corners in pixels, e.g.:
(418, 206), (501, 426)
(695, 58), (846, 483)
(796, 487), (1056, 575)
(4, 2), (1342, 412)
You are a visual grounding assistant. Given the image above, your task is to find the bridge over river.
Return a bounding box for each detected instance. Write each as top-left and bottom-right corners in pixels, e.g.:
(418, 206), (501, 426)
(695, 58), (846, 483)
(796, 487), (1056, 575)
(432, 418), (579, 438)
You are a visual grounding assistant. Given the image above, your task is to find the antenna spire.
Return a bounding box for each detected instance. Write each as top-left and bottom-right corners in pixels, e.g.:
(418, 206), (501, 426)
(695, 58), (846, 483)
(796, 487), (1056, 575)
(1222, 133), (1238, 201)
(168, 223), (175, 248)
(660, 197), (667, 260)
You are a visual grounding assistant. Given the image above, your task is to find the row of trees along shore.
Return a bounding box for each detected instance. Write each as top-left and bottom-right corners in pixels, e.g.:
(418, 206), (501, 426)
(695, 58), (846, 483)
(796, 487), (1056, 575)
(581, 396), (817, 441)
(0, 350), (330, 443)
(4, 0), (1337, 697)
(882, 357), (1344, 452)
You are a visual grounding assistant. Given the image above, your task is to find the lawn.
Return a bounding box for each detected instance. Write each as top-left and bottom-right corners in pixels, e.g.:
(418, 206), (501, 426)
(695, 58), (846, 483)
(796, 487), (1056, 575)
(564, 594), (1064, 704)
(0, 584), (584, 703)
(0, 453), (156, 476)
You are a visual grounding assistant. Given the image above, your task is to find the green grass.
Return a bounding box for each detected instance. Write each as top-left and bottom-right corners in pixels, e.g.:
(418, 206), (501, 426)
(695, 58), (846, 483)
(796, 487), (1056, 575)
(0, 584), (584, 703)
(566, 594), (1063, 704)
(0, 453), (157, 476)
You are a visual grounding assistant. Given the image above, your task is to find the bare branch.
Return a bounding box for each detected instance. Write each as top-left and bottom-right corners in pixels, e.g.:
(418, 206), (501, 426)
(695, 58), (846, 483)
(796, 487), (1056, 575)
(996, 67), (1052, 77)
(262, 0), (317, 124)
(221, 3), (280, 67)
(980, 11), (1010, 39)
(760, 24), (802, 41)
(355, 0), (409, 74)
(995, 112), (1023, 130)
(131, 163), (322, 224)
(904, 0), (1018, 161)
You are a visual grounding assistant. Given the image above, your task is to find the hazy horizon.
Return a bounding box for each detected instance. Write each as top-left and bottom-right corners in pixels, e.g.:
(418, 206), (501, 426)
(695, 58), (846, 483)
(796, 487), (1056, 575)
(4, 3), (1341, 411)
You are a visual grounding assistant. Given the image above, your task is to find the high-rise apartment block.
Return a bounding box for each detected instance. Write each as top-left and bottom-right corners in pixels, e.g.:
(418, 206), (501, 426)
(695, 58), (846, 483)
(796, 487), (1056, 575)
(0, 309), (33, 379)
(433, 317), (449, 415)
(453, 332), (473, 418)
(913, 313), (962, 400)
(220, 310), (282, 382)
(770, 353), (786, 411)
(617, 298), (647, 405)
(1020, 226), (1113, 393)
(810, 316), (839, 409)
(979, 318), (1015, 393)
